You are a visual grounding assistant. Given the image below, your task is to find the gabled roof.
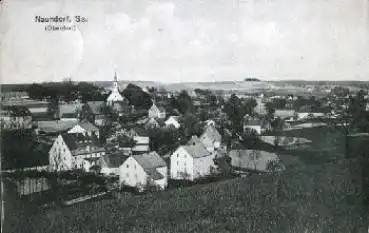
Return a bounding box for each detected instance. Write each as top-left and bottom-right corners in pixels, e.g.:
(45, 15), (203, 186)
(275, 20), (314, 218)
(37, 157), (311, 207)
(101, 153), (128, 168)
(37, 120), (77, 133)
(183, 136), (210, 158)
(61, 133), (78, 150)
(59, 103), (82, 117)
(79, 120), (99, 132)
(201, 125), (222, 142)
(60, 133), (104, 156)
(132, 152), (167, 180)
(150, 103), (165, 113)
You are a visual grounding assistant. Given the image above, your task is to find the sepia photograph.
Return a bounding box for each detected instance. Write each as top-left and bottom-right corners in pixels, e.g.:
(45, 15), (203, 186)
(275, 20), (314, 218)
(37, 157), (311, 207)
(1, 0), (369, 232)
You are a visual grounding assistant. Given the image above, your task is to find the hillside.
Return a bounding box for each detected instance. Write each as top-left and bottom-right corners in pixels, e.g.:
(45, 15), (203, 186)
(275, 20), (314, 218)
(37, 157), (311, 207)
(8, 160), (365, 233)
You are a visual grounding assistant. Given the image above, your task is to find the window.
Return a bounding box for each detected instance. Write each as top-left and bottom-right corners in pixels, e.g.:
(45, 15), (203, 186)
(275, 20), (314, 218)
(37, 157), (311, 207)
(177, 161), (179, 166)
(177, 154), (179, 158)
(134, 165), (136, 170)
(126, 164), (129, 168)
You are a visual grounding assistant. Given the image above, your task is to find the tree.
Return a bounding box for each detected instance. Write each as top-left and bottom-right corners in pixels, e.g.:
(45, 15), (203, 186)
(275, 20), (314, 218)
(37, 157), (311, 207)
(270, 117), (285, 147)
(326, 90), (368, 158)
(176, 90), (194, 114)
(77, 82), (105, 103)
(179, 114), (203, 142)
(47, 97), (59, 119)
(224, 94), (243, 132)
(330, 86), (350, 98)
(265, 102), (276, 125)
(122, 84), (152, 110)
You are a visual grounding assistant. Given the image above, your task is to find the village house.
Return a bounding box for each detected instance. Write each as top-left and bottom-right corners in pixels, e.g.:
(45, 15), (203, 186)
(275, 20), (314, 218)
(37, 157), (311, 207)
(58, 102), (83, 121)
(145, 118), (166, 129)
(99, 153), (128, 176)
(148, 101), (166, 119)
(36, 120), (78, 136)
(49, 134), (106, 172)
(229, 149), (283, 172)
(119, 152), (168, 191)
(67, 120), (100, 138)
(243, 115), (271, 135)
(199, 124), (222, 152)
(170, 136), (216, 181)
(127, 127), (150, 154)
(0, 105), (33, 130)
(136, 117), (165, 129)
(165, 116), (181, 129)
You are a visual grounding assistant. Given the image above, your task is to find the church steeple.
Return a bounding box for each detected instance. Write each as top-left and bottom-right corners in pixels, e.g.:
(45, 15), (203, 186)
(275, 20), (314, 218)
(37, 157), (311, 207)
(106, 68), (124, 105)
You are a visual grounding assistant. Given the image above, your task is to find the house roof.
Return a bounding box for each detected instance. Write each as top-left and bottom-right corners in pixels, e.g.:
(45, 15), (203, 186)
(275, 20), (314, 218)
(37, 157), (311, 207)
(150, 103), (165, 113)
(132, 126), (149, 137)
(61, 133), (79, 150)
(183, 136), (210, 158)
(201, 125), (222, 142)
(60, 133), (104, 156)
(37, 120), (77, 133)
(274, 109), (295, 119)
(79, 120), (99, 132)
(59, 103), (82, 116)
(132, 152), (166, 180)
(101, 153), (128, 168)
(146, 118), (165, 127)
(259, 136), (312, 146)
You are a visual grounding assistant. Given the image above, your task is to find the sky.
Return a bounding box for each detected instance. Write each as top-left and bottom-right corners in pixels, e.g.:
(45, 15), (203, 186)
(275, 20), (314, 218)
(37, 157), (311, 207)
(0, 0), (369, 84)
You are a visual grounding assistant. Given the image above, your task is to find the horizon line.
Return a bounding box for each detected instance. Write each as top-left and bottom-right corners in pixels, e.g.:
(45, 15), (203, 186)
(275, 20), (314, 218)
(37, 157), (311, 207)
(1, 78), (369, 85)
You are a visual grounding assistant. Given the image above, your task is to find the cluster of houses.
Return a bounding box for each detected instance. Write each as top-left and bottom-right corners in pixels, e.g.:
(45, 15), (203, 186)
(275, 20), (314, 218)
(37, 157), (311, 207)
(47, 117), (230, 191)
(8, 73), (365, 193)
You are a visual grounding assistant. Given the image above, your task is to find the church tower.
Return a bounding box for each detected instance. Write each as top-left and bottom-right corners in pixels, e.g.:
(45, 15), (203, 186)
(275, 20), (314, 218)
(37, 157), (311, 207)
(106, 70), (125, 106)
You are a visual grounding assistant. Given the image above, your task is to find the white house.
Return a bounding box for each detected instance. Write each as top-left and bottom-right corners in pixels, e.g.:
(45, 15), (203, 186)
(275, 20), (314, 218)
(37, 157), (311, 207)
(243, 116), (270, 135)
(119, 152), (168, 191)
(199, 125), (222, 152)
(148, 102), (166, 119)
(170, 136), (215, 181)
(106, 71), (125, 106)
(100, 153), (128, 176)
(49, 134), (105, 172)
(67, 120), (100, 138)
(165, 116), (180, 129)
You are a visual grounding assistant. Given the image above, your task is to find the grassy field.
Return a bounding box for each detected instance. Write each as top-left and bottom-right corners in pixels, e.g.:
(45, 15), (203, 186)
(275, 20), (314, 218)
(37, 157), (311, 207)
(5, 126), (368, 233)
(7, 159), (366, 233)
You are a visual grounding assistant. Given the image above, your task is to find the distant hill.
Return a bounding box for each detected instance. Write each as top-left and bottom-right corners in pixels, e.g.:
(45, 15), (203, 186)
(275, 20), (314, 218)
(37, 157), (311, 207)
(244, 78), (261, 82)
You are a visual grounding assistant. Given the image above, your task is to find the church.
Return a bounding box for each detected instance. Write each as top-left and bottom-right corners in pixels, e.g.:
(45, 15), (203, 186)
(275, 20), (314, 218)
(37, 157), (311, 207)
(106, 71), (133, 116)
(107, 71), (125, 106)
